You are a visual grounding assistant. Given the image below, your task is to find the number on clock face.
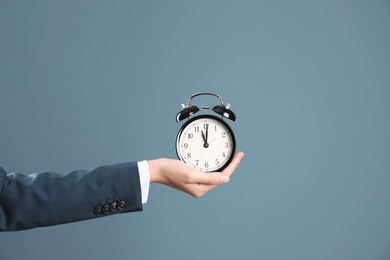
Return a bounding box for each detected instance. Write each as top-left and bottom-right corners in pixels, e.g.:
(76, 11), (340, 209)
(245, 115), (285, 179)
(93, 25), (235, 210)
(176, 116), (235, 172)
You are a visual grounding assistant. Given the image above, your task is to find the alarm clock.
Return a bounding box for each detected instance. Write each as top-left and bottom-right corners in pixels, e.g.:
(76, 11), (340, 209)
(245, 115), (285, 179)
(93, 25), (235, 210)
(175, 92), (236, 172)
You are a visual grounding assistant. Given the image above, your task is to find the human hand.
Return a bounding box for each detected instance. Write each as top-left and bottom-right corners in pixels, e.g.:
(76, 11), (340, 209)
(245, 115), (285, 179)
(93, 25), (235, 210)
(148, 152), (244, 198)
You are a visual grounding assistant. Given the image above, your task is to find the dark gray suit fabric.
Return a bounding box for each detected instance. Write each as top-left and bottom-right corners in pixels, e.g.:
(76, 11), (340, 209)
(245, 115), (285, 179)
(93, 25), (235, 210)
(0, 162), (142, 231)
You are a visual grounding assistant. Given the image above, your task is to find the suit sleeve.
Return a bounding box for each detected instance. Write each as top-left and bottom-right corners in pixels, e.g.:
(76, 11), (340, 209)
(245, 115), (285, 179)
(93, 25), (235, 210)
(0, 162), (143, 231)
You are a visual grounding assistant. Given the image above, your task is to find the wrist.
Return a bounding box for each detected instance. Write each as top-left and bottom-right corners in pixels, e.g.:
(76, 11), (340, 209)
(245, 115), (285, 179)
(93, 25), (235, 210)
(148, 159), (165, 184)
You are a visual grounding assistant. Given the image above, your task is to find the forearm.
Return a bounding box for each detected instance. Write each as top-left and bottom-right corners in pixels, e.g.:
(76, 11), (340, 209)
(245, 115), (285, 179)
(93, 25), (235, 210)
(0, 162), (142, 231)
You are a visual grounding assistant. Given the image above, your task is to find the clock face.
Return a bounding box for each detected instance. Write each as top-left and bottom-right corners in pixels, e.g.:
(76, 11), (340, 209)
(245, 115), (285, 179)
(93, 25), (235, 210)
(176, 115), (236, 172)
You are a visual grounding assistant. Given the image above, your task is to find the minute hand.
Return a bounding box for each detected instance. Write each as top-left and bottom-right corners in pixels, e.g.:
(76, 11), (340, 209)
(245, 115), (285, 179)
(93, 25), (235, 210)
(205, 124), (209, 143)
(202, 124), (209, 148)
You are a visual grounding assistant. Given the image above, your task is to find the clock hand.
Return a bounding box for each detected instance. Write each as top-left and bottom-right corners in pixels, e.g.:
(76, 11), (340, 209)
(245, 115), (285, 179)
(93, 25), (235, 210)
(201, 130), (207, 144)
(205, 123), (209, 144)
(201, 127), (209, 148)
(209, 138), (216, 144)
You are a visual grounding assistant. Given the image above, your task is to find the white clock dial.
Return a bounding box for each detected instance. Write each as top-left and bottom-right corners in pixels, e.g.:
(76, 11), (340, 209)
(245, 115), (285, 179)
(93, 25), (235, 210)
(176, 115), (235, 172)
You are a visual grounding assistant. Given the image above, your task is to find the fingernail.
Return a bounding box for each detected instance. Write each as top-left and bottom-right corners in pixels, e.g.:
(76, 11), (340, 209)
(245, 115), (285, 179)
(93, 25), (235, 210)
(220, 175), (230, 184)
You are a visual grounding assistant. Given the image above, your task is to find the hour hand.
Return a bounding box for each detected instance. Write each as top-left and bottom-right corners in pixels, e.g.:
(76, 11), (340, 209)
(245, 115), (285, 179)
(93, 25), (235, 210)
(201, 130), (209, 148)
(201, 130), (207, 143)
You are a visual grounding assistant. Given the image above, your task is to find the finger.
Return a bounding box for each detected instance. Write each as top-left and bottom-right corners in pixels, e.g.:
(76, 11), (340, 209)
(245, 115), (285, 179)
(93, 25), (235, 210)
(222, 151), (244, 177)
(191, 171), (230, 185)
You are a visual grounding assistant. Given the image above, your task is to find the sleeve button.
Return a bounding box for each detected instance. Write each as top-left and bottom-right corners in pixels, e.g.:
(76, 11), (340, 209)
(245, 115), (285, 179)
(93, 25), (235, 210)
(93, 206), (103, 215)
(109, 202), (118, 212)
(117, 200), (126, 210)
(102, 204), (110, 214)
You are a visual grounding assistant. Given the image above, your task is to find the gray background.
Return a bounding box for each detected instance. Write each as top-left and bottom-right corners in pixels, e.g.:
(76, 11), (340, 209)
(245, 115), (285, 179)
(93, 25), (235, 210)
(1, 1), (390, 259)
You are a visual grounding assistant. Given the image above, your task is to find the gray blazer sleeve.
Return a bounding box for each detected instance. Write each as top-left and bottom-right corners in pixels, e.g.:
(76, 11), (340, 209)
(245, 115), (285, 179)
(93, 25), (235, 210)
(0, 162), (143, 231)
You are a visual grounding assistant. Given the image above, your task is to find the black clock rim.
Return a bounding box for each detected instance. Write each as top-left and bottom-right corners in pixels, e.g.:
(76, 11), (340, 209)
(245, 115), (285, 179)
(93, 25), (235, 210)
(175, 114), (236, 173)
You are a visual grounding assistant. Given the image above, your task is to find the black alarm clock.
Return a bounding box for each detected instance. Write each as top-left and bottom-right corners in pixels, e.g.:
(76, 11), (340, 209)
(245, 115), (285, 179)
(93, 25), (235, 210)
(175, 92), (236, 172)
